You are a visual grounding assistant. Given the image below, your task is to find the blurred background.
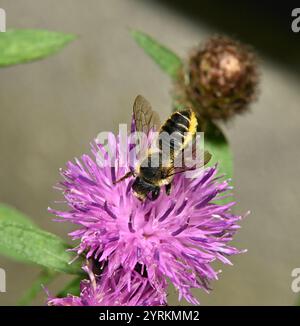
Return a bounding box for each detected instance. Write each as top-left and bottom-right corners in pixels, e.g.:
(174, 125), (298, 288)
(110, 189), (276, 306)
(0, 0), (300, 305)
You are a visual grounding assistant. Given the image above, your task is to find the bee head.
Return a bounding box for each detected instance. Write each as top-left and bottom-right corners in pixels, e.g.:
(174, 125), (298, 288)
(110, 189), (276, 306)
(132, 177), (154, 201)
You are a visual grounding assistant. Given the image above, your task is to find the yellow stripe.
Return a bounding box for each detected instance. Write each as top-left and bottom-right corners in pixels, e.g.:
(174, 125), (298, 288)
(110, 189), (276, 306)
(181, 110), (197, 148)
(187, 110), (197, 134)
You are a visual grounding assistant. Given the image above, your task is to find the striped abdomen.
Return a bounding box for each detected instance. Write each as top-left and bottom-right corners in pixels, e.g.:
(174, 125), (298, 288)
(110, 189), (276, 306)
(158, 109), (197, 159)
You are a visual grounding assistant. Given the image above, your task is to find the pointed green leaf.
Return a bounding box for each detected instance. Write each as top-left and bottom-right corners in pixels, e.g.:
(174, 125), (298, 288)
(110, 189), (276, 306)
(131, 29), (182, 79)
(0, 220), (82, 274)
(0, 204), (38, 261)
(0, 29), (76, 67)
(0, 204), (36, 227)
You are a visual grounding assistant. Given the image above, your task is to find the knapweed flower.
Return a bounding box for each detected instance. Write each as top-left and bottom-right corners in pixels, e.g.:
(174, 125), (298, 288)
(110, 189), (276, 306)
(50, 119), (245, 304)
(175, 35), (258, 127)
(48, 264), (166, 306)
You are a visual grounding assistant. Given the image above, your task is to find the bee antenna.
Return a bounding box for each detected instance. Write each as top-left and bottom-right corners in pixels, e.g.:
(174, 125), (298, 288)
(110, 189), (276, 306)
(113, 171), (134, 184)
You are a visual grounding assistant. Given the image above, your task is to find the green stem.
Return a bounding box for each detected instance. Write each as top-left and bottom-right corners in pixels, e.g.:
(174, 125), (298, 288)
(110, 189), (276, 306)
(56, 275), (82, 298)
(18, 269), (57, 306)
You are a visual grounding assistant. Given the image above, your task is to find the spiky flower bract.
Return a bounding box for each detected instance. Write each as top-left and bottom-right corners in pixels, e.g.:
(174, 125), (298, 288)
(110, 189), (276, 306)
(48, 264), (166, 306)
(50, 118), (245, 304)
(175, 35), (258, 127)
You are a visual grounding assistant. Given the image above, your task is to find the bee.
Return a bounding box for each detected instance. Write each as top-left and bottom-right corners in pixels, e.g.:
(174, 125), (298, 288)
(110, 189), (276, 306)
(114, 95), (211, 201)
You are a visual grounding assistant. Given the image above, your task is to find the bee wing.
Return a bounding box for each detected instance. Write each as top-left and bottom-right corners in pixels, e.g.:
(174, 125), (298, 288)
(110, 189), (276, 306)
(132, 95), (162, 162)
(133, 95), (161, 135)
(171, 133), (212, 177)
(173, 151), (211, 173)
(184, 142), (212, 168)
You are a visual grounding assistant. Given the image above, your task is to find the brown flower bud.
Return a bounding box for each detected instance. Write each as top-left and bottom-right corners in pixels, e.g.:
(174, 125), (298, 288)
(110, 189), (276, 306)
(175, 36), (259, 126)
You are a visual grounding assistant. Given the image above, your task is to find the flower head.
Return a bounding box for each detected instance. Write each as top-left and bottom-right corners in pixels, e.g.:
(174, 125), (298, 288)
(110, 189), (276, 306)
(48, 263), (166, 306)
(50, 119), (245, 304)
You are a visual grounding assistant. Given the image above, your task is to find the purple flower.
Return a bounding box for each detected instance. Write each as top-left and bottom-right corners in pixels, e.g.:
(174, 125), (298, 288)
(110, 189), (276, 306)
(50, 122), (246, 304)
(48, 264), (166, 306)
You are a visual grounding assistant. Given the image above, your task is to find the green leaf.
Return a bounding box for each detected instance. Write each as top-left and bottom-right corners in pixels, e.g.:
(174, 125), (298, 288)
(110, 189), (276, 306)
(204, 122), (233, 183)
(0, 29), (76, 67)
(0, 204), (38, 261)
(18, 269), (57, 306)
(56, 275), (82, 298)
(0, 204), (36, 227)
(0, 220), (82, 274)
(131, 29), (182, 79)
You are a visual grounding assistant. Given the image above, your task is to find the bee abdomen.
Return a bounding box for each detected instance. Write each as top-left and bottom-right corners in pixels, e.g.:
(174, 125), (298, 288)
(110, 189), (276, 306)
(159, 109), (197, 153)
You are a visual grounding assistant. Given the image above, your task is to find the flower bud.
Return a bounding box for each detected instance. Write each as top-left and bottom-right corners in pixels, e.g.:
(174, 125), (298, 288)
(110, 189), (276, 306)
(175, 36), (259, 125)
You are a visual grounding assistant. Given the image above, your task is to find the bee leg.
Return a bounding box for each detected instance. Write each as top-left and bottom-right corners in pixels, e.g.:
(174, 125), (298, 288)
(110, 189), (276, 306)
(151, 187), (160, 201)
(165, 183), (172, 196)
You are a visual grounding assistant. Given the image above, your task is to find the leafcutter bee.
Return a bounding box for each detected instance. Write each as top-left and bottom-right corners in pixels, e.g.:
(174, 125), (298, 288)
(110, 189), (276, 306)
(114, 95), (211, 201)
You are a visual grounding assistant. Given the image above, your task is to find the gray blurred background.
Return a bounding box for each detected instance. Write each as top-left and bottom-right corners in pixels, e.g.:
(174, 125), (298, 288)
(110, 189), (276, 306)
(0, 0), (299, 305)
